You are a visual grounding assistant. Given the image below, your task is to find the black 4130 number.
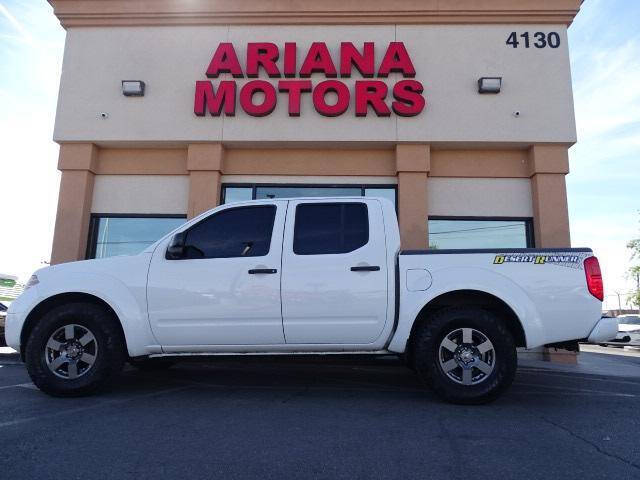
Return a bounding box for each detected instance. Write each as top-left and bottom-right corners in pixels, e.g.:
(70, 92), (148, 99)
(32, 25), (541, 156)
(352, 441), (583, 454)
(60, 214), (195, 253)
(506, 32), (561, 49)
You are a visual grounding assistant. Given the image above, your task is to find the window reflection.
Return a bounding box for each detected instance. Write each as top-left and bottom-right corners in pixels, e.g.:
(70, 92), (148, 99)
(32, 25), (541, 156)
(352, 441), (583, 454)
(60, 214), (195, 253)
(222, 185), (396, 207)
(224, 187), (253, 203)
(428, 219), (530, 249)
(364, 188), (396, 205)
(256, 186), (360, 199)
(93, 217), (185, 258)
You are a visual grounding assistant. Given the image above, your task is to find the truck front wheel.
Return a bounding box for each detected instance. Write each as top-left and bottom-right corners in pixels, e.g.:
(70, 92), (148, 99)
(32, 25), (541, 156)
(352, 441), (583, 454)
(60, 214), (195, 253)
(24, 302), (126, 397)
(412, 306), (517, 404)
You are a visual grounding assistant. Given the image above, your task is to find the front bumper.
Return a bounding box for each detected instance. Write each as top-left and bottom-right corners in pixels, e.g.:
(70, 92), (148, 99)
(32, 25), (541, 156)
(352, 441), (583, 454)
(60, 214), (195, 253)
(587, 317), (619, 343)
(4, 313), (20, 350)
(4, 286), (41, 352)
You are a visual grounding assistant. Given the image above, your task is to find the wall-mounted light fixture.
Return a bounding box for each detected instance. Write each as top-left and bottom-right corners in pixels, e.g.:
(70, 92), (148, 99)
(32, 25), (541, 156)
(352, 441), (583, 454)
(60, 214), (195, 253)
(122, 80), (145, 97)
(478, 77), (502, 94)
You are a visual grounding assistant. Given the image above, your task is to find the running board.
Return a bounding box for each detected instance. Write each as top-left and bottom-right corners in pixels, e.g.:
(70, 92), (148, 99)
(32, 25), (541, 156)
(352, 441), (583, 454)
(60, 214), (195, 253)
(149, 350), (393, 358)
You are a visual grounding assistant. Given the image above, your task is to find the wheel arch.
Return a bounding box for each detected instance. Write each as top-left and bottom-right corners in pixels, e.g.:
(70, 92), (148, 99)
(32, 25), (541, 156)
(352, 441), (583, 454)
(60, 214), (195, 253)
(19, 292), (126, 360)
(403, 289), (527, 367)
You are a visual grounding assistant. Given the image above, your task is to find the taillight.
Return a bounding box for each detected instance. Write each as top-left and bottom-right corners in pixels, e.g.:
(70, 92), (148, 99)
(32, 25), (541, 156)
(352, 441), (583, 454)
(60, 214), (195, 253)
(584, 256), (604, 301)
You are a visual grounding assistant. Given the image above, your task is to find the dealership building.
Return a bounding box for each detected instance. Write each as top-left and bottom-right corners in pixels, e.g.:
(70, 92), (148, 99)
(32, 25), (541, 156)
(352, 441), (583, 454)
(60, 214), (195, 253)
(48, 0), (581, 267)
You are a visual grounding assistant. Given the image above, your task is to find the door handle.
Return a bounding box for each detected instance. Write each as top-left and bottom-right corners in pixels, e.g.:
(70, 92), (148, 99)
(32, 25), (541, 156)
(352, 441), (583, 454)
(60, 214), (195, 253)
(350, 265), (380, 272)
(248, 268), (278, 274)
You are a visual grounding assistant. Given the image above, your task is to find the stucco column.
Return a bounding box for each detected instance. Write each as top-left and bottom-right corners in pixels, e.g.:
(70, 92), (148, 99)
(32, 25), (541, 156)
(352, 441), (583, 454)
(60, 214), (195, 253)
(50, 143), (98, 265)
(528, 145), (571, 247)
(396, 144), (430, 249)
(187, 143), (224, 219)
(528, 144), (576, 363)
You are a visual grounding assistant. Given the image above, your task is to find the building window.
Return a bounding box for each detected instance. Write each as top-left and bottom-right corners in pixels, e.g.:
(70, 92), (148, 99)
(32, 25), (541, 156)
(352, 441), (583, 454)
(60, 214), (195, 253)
(88, 215), (186, 259)
(182, 206), (276, 259)
(293, 203), (369, 255)
(223, 187), (253, 203)
(428, 217), (534, 249)
(222, 184), (397, 208)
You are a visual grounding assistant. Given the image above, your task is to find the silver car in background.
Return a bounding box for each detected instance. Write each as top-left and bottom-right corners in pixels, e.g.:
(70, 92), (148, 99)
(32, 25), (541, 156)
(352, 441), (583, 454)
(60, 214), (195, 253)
(616, 314), (640, 346)
(0, 301), (7, 346)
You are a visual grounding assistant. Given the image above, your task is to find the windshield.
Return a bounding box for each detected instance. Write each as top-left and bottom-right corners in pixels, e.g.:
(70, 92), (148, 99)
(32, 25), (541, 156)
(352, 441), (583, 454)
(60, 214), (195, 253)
(619, 316), (640, 325)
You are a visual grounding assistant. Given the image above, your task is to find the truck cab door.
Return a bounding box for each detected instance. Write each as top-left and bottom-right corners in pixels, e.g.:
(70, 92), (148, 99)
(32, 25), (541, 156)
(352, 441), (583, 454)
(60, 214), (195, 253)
(146, 201), (287, 348)
(281, 199), (389, 344)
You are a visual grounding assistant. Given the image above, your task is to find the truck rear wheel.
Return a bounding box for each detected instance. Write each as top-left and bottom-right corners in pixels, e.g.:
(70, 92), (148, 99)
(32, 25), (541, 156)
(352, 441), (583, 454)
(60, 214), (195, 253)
(25, 302), (126, 397)
(412, 306), (517, 404)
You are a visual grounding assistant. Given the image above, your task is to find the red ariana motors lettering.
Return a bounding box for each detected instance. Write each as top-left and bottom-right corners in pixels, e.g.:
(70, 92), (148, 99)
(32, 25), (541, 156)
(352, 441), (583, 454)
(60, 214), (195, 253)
(193, 42), (426, 118)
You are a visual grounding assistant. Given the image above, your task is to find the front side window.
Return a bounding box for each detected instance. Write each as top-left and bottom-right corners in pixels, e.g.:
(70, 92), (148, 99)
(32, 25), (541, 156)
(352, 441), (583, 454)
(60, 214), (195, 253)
(428, 218), (532, 249)
(90, 216), (186, 259)
(183, 206), (276, 259)
(294, 203), (368, 255)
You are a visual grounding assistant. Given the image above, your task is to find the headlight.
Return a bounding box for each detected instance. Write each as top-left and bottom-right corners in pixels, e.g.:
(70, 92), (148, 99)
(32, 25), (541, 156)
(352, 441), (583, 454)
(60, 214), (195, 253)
(25, 274), (39, 289)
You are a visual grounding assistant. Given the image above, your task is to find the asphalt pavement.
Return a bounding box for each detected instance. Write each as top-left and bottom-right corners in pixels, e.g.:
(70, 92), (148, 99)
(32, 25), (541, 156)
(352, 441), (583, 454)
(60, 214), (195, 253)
(0, 348), (639, 480)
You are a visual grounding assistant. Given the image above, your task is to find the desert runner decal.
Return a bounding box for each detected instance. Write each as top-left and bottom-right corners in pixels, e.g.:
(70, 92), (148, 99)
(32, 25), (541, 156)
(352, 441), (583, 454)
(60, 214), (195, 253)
(493, 252), (591, 269)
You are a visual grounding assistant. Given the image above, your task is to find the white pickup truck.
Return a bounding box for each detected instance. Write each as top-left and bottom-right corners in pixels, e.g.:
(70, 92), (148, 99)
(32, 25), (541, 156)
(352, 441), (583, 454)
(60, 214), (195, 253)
(6, 198), (616, 403)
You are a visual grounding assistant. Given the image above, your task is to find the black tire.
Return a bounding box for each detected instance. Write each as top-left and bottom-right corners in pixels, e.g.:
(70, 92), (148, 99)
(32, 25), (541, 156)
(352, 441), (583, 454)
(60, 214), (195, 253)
(25, 302), (126, 397)
(129, 357), (176, 371)
(412, 306), (517, 405)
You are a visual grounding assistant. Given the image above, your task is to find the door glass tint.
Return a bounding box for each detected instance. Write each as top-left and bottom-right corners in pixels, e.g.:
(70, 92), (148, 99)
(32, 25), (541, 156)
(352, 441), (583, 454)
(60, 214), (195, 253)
(294, 203), (368, 255)
(184, 206), (276, 259)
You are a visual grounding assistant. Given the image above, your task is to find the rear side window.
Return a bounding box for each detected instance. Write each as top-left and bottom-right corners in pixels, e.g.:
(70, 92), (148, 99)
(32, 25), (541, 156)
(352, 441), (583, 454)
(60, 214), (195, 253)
(294, 203), (368, 255)
(184, 206), (276, 259)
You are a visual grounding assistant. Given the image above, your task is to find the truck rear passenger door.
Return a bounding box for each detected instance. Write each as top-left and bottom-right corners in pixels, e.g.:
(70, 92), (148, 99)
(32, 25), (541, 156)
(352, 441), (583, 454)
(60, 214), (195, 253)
(281, 199), (388, 344)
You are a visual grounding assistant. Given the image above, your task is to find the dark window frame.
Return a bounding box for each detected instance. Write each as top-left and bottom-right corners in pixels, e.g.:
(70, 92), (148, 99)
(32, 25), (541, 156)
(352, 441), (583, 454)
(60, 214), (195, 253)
(86, 213), (187, 260)
(180, 205), (277, 260)
(220, 183), (398, 211)
(293, 202), (370, 256)
(428, 216), (535, 249)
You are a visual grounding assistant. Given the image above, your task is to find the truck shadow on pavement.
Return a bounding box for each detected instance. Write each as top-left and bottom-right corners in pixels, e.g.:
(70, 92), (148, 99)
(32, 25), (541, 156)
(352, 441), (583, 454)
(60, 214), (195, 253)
(2, 354), (640, 479)
(105, 355), (640, 407)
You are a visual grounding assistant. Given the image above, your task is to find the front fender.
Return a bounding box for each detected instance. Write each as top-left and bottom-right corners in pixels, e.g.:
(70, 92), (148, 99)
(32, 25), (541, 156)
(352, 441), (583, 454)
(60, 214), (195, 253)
(17, 272), (158, 357)
(387, 266), (544, 352)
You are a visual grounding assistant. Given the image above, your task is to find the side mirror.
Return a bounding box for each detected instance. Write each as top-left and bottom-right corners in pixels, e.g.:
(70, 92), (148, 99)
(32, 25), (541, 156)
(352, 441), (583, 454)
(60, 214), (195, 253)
(165, 231), (186, 260)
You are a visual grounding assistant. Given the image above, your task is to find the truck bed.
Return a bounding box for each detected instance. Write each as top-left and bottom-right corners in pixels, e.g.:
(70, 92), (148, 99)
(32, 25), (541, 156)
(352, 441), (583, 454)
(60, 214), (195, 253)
(390, 247), (601, 351)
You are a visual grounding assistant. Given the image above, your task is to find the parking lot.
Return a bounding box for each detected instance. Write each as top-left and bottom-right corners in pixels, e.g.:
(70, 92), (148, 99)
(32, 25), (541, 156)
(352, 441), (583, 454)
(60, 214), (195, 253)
(0, 347), (639, 480)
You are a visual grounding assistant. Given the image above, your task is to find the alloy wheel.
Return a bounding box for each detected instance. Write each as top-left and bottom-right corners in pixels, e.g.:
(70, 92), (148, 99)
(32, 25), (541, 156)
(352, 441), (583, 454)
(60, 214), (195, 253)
(44, 324), (98, 379)
(438, 327), (496, 385)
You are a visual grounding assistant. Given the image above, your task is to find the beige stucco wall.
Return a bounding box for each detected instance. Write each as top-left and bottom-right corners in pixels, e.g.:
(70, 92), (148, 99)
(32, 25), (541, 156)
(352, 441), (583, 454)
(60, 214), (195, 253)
(220, 175), (398, 185)
(428, 177), (533, 217)
(91, 175), (189, 214)
(53, 24), (576, 145)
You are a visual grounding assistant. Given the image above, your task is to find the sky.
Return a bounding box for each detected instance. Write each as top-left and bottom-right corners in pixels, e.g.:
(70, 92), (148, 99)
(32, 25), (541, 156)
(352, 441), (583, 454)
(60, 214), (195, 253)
(0, 0), (639, 310)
